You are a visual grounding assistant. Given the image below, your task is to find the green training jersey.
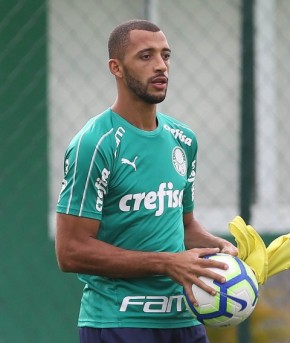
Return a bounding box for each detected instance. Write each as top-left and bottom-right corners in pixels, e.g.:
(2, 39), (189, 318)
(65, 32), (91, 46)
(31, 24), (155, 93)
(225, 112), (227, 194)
(57, 108), (200, 328)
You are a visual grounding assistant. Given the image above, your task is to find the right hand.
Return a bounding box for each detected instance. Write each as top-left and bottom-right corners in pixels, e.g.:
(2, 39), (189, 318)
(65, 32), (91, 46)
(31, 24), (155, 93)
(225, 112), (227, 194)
(167, 248), (228, 306)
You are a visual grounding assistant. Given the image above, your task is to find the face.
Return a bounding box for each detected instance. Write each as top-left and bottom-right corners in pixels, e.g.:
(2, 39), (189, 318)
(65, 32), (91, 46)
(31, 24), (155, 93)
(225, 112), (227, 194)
(121, 30), (171, 104)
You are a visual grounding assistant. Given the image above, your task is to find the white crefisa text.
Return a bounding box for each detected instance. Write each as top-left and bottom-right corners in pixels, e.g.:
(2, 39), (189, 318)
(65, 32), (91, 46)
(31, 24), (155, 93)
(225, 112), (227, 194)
(119, 182), (184, 216)
(95, 168), (110, 211)
(163, 125), (192, 146)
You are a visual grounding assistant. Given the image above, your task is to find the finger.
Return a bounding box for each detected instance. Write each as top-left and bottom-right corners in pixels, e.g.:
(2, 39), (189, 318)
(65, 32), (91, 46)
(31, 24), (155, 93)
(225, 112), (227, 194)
(185, 276), (217, 306)
(195, 276), (219, 296)
(196, 247), (220, 257)
(198, 269), (226, 284)
(221, 246), (238, 256)
(199, 258), (229, 271)
(184, 283), (199, 306)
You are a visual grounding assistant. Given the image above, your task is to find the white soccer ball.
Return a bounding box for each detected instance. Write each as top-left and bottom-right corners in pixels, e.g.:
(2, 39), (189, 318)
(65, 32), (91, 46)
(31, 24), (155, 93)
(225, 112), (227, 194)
(184, 253), (259, 327)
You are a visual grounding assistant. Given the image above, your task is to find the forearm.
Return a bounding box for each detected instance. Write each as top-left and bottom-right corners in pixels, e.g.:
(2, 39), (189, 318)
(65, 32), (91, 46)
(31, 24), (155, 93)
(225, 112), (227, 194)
(185, 225), (224, 250)
(56, 213), (173, 278)
(57, 236), (172, 278)
(56, 213), (233, 305)
(184, 214), (237, 255)
(185, 217), (220, 249)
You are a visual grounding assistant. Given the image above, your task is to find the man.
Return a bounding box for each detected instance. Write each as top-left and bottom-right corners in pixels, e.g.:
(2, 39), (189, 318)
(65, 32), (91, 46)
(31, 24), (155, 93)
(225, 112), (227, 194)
(55, 19), (238, 343)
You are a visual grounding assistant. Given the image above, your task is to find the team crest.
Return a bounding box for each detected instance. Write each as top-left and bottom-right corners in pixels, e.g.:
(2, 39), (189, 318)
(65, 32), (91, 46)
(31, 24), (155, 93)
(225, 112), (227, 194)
(172, 147), (187, 176)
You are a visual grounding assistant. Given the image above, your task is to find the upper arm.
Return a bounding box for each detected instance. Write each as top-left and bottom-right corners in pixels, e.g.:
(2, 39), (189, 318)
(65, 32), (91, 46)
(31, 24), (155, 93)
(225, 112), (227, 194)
(55, 213), (100, 271)
(183, 211), (194, 229)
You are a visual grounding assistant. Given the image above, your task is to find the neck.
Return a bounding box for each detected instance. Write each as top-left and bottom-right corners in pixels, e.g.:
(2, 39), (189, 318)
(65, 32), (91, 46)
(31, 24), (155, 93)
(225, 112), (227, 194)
(111, 97), (158, 131)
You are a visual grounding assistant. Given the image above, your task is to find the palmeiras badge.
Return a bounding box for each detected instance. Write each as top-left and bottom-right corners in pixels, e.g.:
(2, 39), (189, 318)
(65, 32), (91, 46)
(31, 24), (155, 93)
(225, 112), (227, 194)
(172, 146), (187, 176)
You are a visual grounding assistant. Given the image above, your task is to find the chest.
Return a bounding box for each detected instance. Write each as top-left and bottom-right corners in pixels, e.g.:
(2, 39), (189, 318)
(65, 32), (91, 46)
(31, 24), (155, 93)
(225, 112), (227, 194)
(109, 133), (189, 197)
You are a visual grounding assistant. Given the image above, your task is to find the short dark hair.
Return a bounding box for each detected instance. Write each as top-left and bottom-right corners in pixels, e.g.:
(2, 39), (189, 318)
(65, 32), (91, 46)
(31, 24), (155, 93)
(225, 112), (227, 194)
(108, 19), (161, 60)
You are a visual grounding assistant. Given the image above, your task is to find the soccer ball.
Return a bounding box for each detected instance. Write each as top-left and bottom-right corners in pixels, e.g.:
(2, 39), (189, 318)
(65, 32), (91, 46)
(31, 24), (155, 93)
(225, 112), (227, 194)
(183, 253), (259, 327)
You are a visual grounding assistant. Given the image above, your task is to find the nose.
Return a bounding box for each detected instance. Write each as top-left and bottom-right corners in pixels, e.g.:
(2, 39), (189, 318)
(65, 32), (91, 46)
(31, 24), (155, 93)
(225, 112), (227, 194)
(154, 55), (168, 73)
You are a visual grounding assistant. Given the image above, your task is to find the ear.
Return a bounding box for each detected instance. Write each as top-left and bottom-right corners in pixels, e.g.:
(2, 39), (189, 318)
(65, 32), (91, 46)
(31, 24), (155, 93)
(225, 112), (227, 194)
(108, 59), (123, 78)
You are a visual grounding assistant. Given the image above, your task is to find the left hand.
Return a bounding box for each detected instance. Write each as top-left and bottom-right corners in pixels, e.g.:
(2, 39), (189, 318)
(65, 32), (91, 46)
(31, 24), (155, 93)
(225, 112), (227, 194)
(218, 239), (238, 256)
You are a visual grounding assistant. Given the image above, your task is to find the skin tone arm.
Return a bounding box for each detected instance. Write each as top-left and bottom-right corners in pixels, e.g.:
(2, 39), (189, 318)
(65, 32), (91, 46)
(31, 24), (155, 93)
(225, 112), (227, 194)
(183, 212), (238, 254)
(55, 212), (236, 305)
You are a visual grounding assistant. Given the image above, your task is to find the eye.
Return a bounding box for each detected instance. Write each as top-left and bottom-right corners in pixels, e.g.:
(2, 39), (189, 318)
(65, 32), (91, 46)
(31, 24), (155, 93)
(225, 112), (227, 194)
(141, 54), (151, 60)
(162, 52), (171, 61)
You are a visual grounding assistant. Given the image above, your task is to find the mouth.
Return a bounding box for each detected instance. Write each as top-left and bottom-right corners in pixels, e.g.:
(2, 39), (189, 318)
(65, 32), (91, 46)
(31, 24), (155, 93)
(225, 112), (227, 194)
(151, 75), (168, 91)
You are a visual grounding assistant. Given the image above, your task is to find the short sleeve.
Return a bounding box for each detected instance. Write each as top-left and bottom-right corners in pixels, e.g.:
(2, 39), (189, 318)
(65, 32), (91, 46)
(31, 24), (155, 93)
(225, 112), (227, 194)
(56, 127), (114, 220)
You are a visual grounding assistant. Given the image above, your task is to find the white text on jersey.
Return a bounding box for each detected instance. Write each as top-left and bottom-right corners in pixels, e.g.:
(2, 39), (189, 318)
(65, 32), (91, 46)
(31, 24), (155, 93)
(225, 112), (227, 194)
(119, 182), (183, 216)
(188, 160), (196, 201)
(120, 295), (184, 313)
(114, 126), (125, 157)
(164, 125), (192, 146)
(95, 168), (110, 211)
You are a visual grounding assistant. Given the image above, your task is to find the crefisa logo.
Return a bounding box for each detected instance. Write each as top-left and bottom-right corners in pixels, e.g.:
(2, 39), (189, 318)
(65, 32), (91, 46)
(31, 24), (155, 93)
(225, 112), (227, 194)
(172, 146), (187, 176)
(163, 125), (192, 146)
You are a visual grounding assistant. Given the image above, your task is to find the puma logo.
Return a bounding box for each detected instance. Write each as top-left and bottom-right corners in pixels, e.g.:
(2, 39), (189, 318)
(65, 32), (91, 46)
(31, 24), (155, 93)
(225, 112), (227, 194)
(121, 156), (138, 171)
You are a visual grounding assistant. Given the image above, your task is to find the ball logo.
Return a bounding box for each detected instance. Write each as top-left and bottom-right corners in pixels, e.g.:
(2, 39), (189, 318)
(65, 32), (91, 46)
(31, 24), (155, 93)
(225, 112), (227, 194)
(172, 147), (187, 176)
(225, 294), (248, 312)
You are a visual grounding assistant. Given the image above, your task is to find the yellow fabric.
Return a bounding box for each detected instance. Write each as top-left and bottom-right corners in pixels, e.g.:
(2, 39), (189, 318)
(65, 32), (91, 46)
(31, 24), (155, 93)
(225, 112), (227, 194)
(267, 233), (290, 278)
(228, 216), (290, 285)
(229, 216), (268, 284)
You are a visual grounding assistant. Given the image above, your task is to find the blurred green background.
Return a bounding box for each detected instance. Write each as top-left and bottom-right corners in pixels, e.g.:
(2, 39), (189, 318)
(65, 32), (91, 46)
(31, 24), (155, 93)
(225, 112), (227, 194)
(1, 1), (289, 342)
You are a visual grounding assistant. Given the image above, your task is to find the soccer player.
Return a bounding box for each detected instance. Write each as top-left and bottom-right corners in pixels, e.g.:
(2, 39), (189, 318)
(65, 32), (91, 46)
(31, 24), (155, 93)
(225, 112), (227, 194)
(55, 19), (238, 343)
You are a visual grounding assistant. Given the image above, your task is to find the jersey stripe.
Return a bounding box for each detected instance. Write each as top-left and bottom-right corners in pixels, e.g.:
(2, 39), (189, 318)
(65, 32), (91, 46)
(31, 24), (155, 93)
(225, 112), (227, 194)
(79, 128), (114, 216)
(66, 130), (84, 214)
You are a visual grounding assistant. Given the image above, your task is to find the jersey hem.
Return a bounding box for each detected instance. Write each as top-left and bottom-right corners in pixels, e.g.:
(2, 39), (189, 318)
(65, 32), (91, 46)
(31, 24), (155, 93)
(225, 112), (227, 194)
(56, 206), (102, 220)
(183, 207), (194, 214)
(78, 319), (201, 329)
